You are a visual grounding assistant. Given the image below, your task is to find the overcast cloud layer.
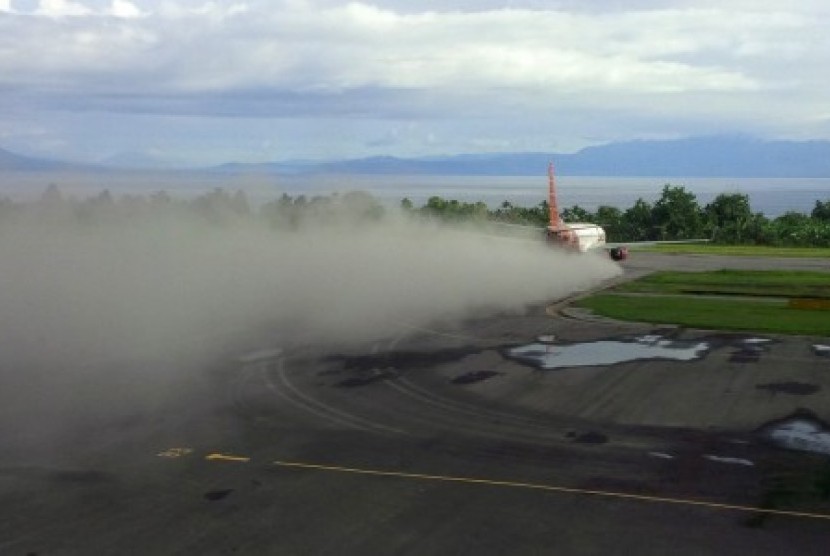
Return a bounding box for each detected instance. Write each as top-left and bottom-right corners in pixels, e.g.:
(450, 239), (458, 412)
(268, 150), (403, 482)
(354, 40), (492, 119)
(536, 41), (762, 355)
(2, 1), (829, 164)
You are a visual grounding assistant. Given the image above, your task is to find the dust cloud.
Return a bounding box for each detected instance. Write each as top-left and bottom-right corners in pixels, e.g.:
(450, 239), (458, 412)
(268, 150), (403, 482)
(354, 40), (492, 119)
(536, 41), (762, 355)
(0, 194), (620, 448)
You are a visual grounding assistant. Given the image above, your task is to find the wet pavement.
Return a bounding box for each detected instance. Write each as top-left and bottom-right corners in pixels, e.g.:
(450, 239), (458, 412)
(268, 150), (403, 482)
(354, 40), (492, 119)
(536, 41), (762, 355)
(4, 252), (830, 555)
(507, 334), (711, 370)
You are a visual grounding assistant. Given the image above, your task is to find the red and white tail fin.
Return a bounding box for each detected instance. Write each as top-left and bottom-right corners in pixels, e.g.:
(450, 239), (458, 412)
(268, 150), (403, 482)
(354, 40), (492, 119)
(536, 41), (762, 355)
(548, 161), (563, 230)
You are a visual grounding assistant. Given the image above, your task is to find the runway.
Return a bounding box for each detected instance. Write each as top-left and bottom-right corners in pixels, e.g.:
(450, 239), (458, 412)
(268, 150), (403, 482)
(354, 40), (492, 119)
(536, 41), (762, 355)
(3, 253), (830, 554)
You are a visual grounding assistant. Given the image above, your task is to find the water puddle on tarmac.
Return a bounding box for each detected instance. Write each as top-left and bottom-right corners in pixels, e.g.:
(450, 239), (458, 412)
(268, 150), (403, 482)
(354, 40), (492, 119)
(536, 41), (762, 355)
(730, 338), (774, 363)
(507, 335), (710, 370)
(759, 411), (830, 456)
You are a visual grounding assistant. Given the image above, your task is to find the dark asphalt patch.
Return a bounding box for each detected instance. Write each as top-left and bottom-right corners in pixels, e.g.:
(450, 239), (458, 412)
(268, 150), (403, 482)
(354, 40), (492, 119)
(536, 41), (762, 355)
(204, 489), (234, 501)
(0, 467), (113, 485)
(726, 337), (774, 363)
(730, 347), (764, 363)
(571, 431), (609, 444)
(451, 370), (500, 384)
(325, 345), (496, 373)
(756, 382), (821, 396)
(50, 470), (112, 484)
(478, 442), (564, 465)
(336, 371), (395, 388)
(579, 476), (655, 495)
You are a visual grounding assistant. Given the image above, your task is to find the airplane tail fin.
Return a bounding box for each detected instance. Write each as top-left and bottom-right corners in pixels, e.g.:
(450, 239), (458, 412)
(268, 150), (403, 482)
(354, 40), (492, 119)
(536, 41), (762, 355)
(548, 161), (562, 229)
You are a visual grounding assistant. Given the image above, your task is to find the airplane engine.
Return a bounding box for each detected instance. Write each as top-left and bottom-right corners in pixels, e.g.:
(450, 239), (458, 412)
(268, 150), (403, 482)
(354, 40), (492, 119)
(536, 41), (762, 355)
(608, 246), (629, 261)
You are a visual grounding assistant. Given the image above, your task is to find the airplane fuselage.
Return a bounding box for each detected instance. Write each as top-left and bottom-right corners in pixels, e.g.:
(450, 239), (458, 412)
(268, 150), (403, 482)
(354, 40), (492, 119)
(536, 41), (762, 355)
(546, 223), (606, 252)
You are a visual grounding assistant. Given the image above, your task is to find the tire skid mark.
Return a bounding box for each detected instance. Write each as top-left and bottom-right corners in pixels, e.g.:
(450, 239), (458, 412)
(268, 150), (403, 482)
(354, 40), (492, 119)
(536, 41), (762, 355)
(343, 335), (517, 440)
(392, 375), (562, 434)
(381, 326), (568, 440)
(381, 378), (574, 444)
(269, 358), (406, 436)
(258, 361), (370, 432)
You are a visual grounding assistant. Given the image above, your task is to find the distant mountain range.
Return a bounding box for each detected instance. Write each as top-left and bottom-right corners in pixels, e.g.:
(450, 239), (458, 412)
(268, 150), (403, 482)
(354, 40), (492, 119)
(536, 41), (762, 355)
(4, 136), (830, 177)
(0, 147), (81, 172)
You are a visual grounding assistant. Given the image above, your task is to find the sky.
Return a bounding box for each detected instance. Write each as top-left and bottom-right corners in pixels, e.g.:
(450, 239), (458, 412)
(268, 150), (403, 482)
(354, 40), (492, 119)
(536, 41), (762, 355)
(2, 0), (829, 166)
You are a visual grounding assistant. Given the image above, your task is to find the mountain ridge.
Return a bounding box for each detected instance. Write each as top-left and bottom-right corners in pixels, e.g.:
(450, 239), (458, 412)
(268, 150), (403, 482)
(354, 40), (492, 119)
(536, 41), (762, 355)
(4, 136), (830, 177)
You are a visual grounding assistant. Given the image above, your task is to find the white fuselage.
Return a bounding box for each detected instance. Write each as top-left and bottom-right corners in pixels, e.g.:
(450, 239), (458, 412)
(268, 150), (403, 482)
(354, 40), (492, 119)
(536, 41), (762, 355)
(561, 223), (607, 252)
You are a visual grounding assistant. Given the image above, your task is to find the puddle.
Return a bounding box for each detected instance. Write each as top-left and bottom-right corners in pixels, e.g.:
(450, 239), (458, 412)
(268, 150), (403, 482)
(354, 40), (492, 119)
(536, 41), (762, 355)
(507, 335), (709, 370)
(744, 338), (773, 345)
(756, 381), (820, 396)
(758, 410), (830, 456)
(729, 338), (774, 363)
(451, 370), (500, 385)
(704, 454), (755, 467)
(648, 452), (675, 460)
(204, 489), (234, 501)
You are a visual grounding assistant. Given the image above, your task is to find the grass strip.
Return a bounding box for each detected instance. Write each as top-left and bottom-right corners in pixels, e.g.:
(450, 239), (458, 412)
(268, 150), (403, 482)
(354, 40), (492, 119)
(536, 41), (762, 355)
(613, 270), (830, 299)
(575, 294), (830, 336)
(633, 244), (830, 258)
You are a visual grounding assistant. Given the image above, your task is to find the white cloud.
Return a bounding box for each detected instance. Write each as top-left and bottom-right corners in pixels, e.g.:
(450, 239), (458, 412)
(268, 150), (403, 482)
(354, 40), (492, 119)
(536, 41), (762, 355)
(107, 0), (144, 18)
(131, 4), (766, 95)
(1, 1), (830, 160)
(1, 2), (787, 94)
(34, 0), (93, 17)
(157, 1), (249, 20)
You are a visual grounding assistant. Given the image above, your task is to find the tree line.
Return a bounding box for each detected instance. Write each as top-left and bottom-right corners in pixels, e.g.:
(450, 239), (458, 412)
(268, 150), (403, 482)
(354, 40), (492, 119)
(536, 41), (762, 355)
(2, 183), (829, 247)
(406, 185), (830, 247)
(0, 186), (385, 230)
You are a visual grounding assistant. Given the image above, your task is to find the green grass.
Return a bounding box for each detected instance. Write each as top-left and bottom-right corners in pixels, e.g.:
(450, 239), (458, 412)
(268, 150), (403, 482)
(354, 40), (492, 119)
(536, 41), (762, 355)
(634, 244), (830, 258)
(575, 295), (830, 336)
(613, 270), (830, 298)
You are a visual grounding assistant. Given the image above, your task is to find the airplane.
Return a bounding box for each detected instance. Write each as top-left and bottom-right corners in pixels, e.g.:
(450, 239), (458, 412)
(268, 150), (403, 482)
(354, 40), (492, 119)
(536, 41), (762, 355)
(542, 162), (710, 260)
(543, 162), (628, 260)
(480, 162), (709, 259)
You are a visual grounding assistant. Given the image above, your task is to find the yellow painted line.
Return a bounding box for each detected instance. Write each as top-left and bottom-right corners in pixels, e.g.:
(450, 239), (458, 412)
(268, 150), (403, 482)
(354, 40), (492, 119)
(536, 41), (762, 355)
(273, 460), (830, 522)
(205, 453), (251, 463)
(157, 448), (193, 458)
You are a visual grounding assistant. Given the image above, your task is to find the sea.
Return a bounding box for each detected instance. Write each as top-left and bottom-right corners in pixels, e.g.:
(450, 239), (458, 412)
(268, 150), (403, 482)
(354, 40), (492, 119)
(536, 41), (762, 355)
(2, 171), (829, 218)
(290, 175), (830, 218)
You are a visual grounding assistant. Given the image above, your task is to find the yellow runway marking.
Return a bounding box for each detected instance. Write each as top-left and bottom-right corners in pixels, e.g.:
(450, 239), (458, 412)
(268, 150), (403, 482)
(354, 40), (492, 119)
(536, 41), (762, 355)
(205, 453), (251, 463)
(273, 460), (830, 522)
(157, 448), (193, 458)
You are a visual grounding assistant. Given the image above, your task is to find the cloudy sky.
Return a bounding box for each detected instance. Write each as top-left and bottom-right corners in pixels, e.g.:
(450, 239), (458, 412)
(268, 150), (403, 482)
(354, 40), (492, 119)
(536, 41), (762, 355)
(1, 0), (829, 166)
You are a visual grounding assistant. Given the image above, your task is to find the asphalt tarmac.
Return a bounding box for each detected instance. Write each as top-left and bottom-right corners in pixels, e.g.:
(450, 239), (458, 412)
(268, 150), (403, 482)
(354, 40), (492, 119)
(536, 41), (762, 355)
(3, 253), (830, 555)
